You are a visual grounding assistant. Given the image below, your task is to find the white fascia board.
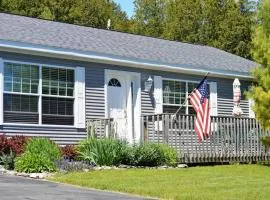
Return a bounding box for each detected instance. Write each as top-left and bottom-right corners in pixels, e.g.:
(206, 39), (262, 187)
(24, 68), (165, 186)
(0, 40), (254, 80)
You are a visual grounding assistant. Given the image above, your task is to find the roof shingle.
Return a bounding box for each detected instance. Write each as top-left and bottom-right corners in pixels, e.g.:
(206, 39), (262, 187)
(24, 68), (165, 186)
(0, 13), (256, 74)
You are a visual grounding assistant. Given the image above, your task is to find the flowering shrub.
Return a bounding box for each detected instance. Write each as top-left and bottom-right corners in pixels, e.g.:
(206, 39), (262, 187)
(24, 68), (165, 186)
(61, 145), (78, 161)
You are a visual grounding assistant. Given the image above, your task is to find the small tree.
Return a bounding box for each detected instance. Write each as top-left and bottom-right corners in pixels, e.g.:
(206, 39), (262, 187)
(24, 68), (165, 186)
(248, 0), (270, 129)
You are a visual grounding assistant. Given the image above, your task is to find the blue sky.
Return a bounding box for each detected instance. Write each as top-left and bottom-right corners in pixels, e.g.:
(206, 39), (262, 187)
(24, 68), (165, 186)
(114, 0), (135, 18)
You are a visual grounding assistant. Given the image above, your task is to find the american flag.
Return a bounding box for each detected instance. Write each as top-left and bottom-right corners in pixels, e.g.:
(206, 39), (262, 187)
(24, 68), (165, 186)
(189, 78), (211, 141)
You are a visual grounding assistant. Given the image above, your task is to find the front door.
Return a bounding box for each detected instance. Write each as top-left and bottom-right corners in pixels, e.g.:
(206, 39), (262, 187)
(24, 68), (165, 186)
(106, 70), (141, 143)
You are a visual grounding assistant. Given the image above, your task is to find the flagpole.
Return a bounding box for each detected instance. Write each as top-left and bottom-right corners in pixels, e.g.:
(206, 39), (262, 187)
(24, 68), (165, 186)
(173, 72), (210, 117)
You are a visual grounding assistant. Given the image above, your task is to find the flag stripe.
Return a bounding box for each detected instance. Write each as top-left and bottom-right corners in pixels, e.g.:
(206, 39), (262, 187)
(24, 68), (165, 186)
(188, 80), (211, 141)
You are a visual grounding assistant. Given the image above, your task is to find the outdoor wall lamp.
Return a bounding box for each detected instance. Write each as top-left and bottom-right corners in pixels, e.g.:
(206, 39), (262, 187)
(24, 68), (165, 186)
(144, 76), (153, 92)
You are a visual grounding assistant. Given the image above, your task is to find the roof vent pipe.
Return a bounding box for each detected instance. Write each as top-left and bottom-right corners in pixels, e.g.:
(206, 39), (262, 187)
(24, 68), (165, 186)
(107, 19), (111, 30)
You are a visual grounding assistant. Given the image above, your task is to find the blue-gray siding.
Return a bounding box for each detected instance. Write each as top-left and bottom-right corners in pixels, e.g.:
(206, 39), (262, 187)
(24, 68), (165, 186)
(0, 51), (252, 144)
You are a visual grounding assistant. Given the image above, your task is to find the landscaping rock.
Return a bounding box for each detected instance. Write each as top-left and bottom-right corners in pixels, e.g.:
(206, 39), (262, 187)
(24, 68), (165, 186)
(118, 164), (132, 169)
(29, 173), (38, 179)
(0, 165), (6, 174)
(177, 164), (188, 168)
(17, 172), (29, 177)
(158, 165), (169, 169)
(6, 171), (17, 176)
(102, 166), (112, 170)
(93, 166), (102, 171)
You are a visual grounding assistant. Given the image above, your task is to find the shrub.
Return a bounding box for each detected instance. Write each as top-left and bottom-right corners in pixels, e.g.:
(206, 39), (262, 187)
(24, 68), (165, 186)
(61, 145), (78, 161)
(0, 151), (15, 170)
(133, 143), (178, 167)
(15, 153), (57, 173)
(157, 144), (178, 167)
(8, 135), (29, 155)
(261, 136), (270, 148)
(0, 135), (9, 154)
(15, 138), (61, 173)
(133, 143), (163, 167)
(77, 138), (130, 166)
(24, 138), (61, 161)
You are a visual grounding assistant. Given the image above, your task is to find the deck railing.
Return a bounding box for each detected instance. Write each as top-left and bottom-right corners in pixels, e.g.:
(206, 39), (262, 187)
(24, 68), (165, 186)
(142, 114), (270, 163)
(86, 118), (117, 139)
(86, 114), (270, 163)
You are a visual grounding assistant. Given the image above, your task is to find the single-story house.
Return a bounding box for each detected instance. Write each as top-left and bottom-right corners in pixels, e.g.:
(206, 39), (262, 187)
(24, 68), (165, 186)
(0, 13), (256, 145)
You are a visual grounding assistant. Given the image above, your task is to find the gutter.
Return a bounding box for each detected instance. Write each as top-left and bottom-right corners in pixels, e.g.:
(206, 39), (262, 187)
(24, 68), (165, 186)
(0, 40), (254, 80)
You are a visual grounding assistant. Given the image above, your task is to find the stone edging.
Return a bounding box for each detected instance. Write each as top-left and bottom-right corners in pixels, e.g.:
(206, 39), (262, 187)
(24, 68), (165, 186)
(0, 164), (188, 179)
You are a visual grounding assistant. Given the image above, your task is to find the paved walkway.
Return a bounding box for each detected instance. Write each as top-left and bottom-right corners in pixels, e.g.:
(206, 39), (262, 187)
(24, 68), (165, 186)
(0, 174), (146, 200)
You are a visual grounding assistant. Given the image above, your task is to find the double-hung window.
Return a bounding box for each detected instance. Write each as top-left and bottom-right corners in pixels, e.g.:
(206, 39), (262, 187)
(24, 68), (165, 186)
(42, 67), (74, 125)
(163, 79), (197, 114)
(3, 62), (75, 126)
(4, 63), (39, 124)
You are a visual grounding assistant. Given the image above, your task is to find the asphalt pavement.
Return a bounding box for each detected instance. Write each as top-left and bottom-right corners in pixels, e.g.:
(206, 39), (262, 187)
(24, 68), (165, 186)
(0, 174), (147, 200)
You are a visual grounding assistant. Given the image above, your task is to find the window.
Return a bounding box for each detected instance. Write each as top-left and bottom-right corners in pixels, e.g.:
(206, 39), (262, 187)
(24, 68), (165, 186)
(42, 67), (74, 125)
(108, 78), (121, 87)
(4, 63), (39, 123)
(3, 62), (75, 125)
(163, 80), (197, 114)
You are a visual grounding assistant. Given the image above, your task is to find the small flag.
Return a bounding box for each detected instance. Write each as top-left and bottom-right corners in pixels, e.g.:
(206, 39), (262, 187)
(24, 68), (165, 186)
(189, 77), (211, 141)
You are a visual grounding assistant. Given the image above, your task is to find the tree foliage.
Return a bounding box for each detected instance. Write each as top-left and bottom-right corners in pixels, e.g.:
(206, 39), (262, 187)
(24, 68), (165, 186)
(247, 0), (270, 130)
(0, 0), (130, 31)
(133, 0), (256, 58)
(133, 0), (166, 37)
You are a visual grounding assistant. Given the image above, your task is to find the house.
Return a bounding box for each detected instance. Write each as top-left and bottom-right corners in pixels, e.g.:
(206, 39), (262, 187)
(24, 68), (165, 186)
(0, 13), (256, 145)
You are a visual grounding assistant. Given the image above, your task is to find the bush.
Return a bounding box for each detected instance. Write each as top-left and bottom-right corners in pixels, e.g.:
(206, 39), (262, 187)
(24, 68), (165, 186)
(261, 136), (270, 148)
(15, 153), (57, 173)
(157, 144), (178, 167)
(24, 138), (61, 161)
(15, 138), (61, 173)
(77, 138), (130, 166)
(61, 145), (78, 161)
(133, 143), (177, 167)
(7, 135), (29, 155)
(0, 151), (15, 170)
(0, 135), (9, 154)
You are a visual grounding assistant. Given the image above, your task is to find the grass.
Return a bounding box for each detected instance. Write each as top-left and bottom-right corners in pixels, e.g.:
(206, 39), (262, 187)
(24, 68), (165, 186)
(49, 164), (270, 200)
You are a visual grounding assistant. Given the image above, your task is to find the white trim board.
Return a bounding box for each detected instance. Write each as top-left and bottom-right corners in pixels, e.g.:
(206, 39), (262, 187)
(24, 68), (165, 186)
(0, 40), (254, 80)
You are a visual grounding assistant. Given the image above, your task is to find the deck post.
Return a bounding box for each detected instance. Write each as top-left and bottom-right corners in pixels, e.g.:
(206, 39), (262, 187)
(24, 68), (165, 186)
(164, 114), (169, 144)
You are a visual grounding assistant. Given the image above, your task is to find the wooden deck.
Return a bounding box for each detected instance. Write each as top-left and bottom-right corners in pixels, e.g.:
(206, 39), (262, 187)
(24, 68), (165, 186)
(87, 114), (270, 164)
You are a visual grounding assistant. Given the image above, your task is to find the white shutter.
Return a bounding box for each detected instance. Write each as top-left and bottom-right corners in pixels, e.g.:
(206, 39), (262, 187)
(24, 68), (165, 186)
(0, 58), (3, 125)
(154, 76), (163, 114)
(249, 99), (255, 118)
(74, 66), (85, 128)
(209, 82), (217, 116)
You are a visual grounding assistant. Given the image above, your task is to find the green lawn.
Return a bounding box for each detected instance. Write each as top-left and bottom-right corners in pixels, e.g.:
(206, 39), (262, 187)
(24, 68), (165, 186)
(49, 165), (270, 200)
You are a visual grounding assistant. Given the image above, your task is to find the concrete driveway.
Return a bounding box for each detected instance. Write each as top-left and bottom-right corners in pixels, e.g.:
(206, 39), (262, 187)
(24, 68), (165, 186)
(0, 174), (147, 200)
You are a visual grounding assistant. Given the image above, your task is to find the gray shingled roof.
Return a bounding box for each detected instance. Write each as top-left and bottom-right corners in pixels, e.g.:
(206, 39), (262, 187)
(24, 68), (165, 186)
(0, 13), (256, 74)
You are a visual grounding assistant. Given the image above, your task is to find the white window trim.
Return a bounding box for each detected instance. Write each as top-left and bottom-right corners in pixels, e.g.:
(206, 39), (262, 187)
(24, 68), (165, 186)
(162, 78), (216, 115)
(2, 59), (78, 128)
(162, 78), (199, 114)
